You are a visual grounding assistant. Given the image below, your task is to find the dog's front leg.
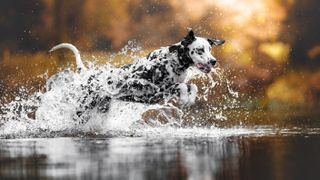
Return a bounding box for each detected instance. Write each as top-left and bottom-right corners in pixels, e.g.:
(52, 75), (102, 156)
(171, 83), (198, 106)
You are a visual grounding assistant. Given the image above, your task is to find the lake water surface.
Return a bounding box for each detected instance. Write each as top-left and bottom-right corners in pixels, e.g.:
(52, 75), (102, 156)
(1, 126), (320, 180)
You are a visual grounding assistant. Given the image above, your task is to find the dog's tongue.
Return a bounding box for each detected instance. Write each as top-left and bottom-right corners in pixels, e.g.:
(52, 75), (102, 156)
(196, 63), (205, 69)
(196, 63), (211, 73)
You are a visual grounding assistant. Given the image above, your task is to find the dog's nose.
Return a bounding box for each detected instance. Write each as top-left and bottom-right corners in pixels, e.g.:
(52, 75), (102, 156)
(209, 60), (217, 67)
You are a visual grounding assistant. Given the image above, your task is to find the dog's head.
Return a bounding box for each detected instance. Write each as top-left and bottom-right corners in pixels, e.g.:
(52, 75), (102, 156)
(172, 28), (225, 73)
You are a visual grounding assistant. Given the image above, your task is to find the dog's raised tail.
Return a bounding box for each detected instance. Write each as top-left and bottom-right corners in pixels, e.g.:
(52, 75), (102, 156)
(49, 43), (87, 72)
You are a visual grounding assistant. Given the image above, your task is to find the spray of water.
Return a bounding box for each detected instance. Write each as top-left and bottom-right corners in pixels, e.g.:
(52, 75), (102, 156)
(0, 41), (242, 138)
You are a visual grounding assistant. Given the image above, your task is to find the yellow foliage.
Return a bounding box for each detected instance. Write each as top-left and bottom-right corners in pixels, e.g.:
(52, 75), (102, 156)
(308, 45), (320, 59)
(238, 51), (252, 65)
(266, 73), (307, 104)
(222, 43), (234, 54)
(259, 42), (290, 63)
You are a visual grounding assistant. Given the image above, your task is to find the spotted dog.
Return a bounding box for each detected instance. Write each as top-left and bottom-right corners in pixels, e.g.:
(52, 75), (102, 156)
(50, 29), (225, 123)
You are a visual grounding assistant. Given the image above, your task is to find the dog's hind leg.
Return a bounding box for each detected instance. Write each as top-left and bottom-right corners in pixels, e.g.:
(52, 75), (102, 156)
(74, 93), (99, 124)
(97, 96), (112, 113)
(74, 95), (111, 124)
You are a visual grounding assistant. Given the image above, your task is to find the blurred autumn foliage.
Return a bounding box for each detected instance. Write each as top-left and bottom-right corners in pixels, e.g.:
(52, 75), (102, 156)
(0, 0), (320, 108)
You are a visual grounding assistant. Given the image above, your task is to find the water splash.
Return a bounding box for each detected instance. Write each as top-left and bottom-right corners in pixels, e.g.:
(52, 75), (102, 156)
(0, 41), (242, 138)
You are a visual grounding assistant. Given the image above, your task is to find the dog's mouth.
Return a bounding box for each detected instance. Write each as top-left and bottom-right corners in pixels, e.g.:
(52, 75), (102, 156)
(195, 63), (212, 73)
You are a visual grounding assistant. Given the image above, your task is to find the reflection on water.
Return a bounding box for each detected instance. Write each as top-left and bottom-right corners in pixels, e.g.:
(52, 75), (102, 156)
(1, 134), (320, 180)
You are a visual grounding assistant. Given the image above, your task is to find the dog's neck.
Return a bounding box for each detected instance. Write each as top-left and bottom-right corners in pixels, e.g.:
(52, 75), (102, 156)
(169, 44), (194, 73)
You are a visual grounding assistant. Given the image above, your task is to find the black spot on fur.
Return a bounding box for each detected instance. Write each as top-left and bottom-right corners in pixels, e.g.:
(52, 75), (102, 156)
(169, 45), (180, 52)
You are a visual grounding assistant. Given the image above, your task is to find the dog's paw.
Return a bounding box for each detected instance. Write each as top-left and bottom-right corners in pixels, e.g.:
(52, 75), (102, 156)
(177, 83), (198, 106)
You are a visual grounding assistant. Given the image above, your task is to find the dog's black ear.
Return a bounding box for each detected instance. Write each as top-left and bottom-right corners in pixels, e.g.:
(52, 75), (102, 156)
(185, 28), (195, 40)
(208, 38), (225, 46)
(181, 28), (196, 47)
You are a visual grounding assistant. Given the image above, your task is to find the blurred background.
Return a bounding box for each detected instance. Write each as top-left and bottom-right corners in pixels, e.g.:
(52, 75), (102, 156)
(0, 0), (320, 111)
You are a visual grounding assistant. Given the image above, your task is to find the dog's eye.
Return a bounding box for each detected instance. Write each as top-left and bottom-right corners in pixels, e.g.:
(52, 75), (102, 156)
(196, 48), (204, 55)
